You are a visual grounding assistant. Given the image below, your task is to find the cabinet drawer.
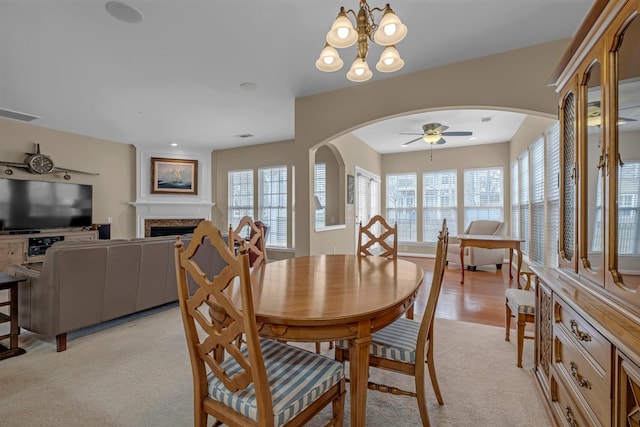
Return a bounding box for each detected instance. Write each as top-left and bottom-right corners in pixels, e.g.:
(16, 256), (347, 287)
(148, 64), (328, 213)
(554, 329), (610, 426)
(551, 373), (589, 427)
(554, 295), (610, 371)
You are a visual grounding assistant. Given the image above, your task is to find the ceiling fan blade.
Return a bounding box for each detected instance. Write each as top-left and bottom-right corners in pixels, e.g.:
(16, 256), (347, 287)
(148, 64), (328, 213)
(435, 138), (446, 145)
(441, 131), (473, 136)
(402, 137), (423, 147)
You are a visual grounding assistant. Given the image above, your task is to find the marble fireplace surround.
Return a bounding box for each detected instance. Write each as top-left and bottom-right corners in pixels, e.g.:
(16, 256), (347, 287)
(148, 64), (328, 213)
(131, 201), (214, 238)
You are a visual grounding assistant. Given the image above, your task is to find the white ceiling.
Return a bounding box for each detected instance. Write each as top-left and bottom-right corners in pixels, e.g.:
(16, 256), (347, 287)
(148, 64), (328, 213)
(0, 0), (595, 153)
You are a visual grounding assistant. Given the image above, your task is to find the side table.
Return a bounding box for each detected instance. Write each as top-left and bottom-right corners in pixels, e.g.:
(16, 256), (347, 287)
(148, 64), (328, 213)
(0, 272), (26, 360)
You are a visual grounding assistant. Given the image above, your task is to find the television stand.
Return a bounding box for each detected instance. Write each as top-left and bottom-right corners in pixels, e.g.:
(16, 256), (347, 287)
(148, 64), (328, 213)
(0, 230), (98, 273)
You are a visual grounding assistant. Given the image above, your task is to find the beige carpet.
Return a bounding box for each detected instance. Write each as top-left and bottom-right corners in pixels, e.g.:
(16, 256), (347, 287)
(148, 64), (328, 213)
(0, 304), (549, 426)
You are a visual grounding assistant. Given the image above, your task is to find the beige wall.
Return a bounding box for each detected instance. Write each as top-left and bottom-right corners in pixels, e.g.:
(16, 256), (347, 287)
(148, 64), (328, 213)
(2, 39), (571, 254)
(0, 118), (136, 238)
(295, 39), (570, 256)
(311, 133), (382, 255)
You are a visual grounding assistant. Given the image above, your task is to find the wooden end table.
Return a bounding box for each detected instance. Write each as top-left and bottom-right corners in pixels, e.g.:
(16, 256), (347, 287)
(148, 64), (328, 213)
(0, 273), (27, 360)
(457, 234), (524, 285)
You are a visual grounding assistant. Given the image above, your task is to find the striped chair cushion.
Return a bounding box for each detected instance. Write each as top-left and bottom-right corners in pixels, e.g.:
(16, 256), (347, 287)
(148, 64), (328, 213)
(207, 338), (344, 426)
(336, 317), (420, 364)
(505, 288), (535, 315)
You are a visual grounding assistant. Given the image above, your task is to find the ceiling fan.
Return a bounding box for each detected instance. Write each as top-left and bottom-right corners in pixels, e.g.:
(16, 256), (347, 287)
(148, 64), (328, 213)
(400, 122), (473, 147)
(587, 101), (638, 127)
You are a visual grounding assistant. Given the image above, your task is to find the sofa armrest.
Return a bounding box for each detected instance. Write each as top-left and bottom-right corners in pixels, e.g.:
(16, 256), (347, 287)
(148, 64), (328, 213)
(7, 263), (42, 279)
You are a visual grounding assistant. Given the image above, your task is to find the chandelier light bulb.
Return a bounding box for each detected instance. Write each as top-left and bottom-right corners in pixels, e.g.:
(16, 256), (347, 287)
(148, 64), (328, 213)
(373, 6), (407, 46)
(376, 45), (404, 73)
(316, 44), (344, 72)
(326, 9), (357, 48)
(383, 23), (397, 36)
(347, 57), (372, 82)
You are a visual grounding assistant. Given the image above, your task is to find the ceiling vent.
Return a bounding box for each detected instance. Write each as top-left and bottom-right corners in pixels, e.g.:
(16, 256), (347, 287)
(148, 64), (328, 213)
(0, 108), (40, 122)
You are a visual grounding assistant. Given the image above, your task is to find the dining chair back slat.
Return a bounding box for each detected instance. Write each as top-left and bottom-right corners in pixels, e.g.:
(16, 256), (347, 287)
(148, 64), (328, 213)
(357, 215), (398, 260)
(229, 216), (268, 267)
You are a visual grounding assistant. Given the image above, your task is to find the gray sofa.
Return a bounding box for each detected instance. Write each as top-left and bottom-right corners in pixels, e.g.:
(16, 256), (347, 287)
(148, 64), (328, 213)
(8, 235), (224, 351)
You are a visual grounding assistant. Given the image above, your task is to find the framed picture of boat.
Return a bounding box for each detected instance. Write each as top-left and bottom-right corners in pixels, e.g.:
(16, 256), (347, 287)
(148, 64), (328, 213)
(150, 157), (198, 195)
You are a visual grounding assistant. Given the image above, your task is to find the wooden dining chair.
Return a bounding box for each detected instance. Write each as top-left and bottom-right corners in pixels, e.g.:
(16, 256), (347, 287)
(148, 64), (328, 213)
(175, 221), (346, 427)
(228, 216), (268, 267)
(335, 218), (449, 427)
(357, 214), (398, 260)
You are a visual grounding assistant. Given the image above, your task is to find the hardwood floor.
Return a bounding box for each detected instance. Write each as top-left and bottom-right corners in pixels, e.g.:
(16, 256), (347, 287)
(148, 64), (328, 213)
(403, 256), (527, 329)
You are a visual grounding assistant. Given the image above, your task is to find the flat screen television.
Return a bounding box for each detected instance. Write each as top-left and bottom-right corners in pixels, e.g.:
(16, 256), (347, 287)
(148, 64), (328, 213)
(0, 178), (93, 232)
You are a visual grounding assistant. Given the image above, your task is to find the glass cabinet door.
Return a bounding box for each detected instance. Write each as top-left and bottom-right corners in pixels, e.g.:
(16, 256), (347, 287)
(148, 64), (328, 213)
(560, 90), (577, 269)
(610, 13), (640, 296)
(581, 61), (605, 286)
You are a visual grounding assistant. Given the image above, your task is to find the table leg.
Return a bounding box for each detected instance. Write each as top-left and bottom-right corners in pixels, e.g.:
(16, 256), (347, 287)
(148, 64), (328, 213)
(515, 245), (522, 285)
(508, 248), (514, 280)
(349, 324), (372, 427)
(459, 243), (465, 285)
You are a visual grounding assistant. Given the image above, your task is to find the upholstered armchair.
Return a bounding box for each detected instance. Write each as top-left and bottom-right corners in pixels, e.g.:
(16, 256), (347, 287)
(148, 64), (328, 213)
(446, 220), (506, 270)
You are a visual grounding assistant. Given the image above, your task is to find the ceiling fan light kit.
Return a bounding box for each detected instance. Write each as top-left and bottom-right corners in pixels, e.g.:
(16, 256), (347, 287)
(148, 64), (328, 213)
(401, 122), (474, 160)
(316, 1), (406, 81)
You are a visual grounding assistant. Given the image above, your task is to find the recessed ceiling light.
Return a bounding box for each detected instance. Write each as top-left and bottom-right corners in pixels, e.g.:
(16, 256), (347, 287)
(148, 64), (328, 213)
(105, 1), (144, 24)
(469, 137), (477, 140)
(239, 82), (258, 91)
(169, 142), (178, 147)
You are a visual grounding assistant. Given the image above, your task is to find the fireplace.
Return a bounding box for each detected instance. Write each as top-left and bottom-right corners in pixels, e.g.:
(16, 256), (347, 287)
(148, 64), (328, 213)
(144, 218), (204, 237)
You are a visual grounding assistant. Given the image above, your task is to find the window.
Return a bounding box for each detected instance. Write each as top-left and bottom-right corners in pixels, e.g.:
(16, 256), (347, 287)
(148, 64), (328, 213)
(314, 162), (326, 228)
(356, 169), (380, 227)
(592, 161), (640, 254)
(545, 122), (560, 267)
(530, 137), (545, 263)
(518, 151), (530, 255)
(463, 167), (503, 229)
(259, 166), (287, 247)
(228, 169), (254, 231)
(423, 170), (457, 242)
(387, 173), (417, 241)
(511, 161), (519, 240)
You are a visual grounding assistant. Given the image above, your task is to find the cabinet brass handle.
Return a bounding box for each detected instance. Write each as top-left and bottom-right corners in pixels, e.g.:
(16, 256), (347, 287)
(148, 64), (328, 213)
(565, 405), (578, 427)
(569, 320), (592, 342)
(570, 361), (592, 389)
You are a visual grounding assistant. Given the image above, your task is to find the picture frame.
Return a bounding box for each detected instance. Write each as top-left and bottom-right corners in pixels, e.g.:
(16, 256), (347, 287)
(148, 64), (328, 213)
(347, 174), (355, 204)
(150, 157), (198, 195)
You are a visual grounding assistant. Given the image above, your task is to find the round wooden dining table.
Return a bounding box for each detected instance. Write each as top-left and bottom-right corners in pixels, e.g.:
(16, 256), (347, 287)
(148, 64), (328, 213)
(244, 254), (424, 427)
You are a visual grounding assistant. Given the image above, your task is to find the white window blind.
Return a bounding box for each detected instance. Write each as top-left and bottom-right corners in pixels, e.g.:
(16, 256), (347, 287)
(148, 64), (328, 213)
(423, 170), (457, 242)
(259, 166), (287, 247)
(545, 122), (560, 267)
(463, 167), (503, 230)
(531, 137), (545, 263)
(314, 162), (326, 228)
(511, 161), (519, 240)
(387, 173), (417, 242)
(356, 169), (380, 227)
(617, 161), (640, 255)
(228, 169), (254, 230)
(594, 161), (640, 254)
(519, 152), (530, 255)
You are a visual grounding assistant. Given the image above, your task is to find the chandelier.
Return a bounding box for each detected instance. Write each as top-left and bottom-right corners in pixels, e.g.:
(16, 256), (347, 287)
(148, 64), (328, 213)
(315, 1), (407, 82)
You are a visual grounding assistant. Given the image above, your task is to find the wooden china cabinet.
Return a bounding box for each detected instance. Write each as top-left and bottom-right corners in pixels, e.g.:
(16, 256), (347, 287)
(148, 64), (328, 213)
(532, 0), (640, 426)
